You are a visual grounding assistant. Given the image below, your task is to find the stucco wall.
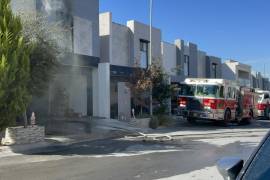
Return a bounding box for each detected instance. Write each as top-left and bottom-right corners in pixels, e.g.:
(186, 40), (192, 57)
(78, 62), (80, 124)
(73, 16), (93, 56)
(174, 40), (199, 79)
(161, 42), (177, 76)
(111, 23), (132, 66)
(222, 63), (236, 80)
(98, 63), (110, 118)
(127, 20), (162, 65)
(35, 0), (100, 57)
(175, 39), (185, 79)
(206, 56), (222, 78)
(11, 0), (37, 13)
(222, 60), (252, 88)
(188, 42), (198, 78)
(256, 72), (264, 89)
(99, 12), (112, 63)
(73, 0), (100, 57)
(197, 51), (207, 78)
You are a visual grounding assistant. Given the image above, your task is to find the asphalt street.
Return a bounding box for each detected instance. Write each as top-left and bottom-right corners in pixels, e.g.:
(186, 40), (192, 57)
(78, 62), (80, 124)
(0, 119), (269, 180)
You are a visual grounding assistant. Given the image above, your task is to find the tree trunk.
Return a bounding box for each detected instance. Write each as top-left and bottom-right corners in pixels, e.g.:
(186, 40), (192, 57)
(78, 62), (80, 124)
(150, 87), (153, 116)
(23, 110), (28, 128)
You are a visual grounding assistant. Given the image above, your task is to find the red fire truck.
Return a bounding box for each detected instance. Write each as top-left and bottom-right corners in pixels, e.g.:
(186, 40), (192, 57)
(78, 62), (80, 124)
(255, 89), (270, 119)
(177, 78), (258, 125)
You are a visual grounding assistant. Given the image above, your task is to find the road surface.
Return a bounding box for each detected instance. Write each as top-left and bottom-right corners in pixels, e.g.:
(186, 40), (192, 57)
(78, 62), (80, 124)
(0, 120), (269, 180)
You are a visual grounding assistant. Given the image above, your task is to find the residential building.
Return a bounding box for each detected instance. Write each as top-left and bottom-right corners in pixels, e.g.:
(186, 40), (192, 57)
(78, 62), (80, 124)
(263, 78), (270, 90)
(162, 39), (222, 83)
(11, 1), (112, 124)
(99, 12), (162, 119)
(222, 60), (252, 87)
(161, 42), (177, 79)
(161, 39), (222, 114)
(206, 56), (222, 78)
(10, 1), (268, 123)
(251, 71), (264, 89)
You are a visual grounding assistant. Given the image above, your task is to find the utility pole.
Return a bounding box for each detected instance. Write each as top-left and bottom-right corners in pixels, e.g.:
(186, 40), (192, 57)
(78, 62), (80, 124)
(149, 0), (153, 116)
(149, 0), (152, 66)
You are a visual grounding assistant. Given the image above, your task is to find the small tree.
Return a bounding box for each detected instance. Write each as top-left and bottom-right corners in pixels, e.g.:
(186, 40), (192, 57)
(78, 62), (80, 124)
(0, 0), (31, 131)
(20, 13), (60, 96)
(151, 63), (172, 115)
(130, 60), (172, 117)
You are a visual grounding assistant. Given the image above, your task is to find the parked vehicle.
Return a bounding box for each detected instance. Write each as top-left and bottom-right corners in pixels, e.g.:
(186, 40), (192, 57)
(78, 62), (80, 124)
(255, 89), (270, 119)
(177, 78), (258, 125)
(236, 87), (259, 122)
(217, 130), (270, 180)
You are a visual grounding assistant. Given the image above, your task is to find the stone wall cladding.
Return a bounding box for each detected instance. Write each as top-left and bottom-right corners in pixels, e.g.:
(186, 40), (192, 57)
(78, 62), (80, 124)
(1, 126), (45, 145)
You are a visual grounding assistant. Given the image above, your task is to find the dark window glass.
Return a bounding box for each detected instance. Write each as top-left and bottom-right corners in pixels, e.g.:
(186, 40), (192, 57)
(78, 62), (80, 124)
(220, 86), (224, 98)
(179, 84), (196, 96)
(264, 93), (270, 99)
(243, 135), (270, 179)
(184, 55), (190, 76)
(196, 85), (220, 98)
(140, 40), (149, 68)
(212, 63), (217, 78)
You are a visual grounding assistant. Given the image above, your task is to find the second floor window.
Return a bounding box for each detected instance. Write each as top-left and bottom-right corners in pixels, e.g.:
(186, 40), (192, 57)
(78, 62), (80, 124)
(212, 63), (218, 78)
(140, 40), (149, 68)
(184, 55), (190, 76)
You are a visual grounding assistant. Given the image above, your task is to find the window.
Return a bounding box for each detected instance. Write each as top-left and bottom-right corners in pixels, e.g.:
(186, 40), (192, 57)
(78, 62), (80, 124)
(264, 93), (270, 99)
(226, 87), (236, 99)
(196, 85), (220, 98)
(219, 86), (224, 98)
(140, 40), (149, 68)
(227, 87), (232, 99)
(179, 84), (196, 96)
(212, 63), (218, 78)
(184, 55), (190, 76)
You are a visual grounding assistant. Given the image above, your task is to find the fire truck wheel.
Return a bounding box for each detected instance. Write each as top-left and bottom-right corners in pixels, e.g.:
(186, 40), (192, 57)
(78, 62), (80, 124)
(266, 108), (270, 120)
(246, 110), (253, 124)
(240, 110), (253, 125)
(222, 110), (231, 126)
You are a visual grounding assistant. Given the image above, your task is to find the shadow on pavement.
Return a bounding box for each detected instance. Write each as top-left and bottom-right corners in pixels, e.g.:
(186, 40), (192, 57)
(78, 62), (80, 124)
(0, 134), (261, 180)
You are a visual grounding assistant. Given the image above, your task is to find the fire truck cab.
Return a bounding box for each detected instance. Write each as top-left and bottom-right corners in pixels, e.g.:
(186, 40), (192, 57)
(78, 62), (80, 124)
(177, 78), (257, 125)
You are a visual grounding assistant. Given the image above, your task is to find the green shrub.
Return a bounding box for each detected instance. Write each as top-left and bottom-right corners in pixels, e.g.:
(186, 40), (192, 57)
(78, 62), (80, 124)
(157, 115), (173, 127)
(149, 116), (159, 129)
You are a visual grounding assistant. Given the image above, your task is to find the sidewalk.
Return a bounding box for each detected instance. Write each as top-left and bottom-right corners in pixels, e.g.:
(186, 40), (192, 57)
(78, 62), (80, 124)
(1, 118), (269, 157)
(0, 118), (146, 158)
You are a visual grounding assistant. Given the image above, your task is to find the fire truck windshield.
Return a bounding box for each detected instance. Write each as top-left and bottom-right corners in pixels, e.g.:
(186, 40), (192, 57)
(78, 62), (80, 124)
(179, 84), (196, 96)
(179, 84), (223, 98)
(197, 85), (220, 98)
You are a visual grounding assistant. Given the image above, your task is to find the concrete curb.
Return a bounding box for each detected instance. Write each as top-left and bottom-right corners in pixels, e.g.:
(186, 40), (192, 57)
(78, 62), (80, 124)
(121, 129), (269, 143)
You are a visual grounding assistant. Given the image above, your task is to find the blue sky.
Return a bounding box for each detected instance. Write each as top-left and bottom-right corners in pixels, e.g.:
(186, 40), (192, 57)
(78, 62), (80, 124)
(100, 0), (270, 77)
